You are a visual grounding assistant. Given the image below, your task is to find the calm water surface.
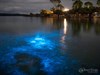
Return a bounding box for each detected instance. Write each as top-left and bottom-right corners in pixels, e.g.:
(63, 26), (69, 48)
(0, 16), (100, 75)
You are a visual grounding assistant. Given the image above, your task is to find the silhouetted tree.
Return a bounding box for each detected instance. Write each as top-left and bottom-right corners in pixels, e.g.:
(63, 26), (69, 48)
(72, 0), (83, 10)
(40, 10), (47, 15)
(84, 1), (94, 18)
(72, 0), (83, 17)
(56, 3), (64, 10)
(84, 1), (93, 9)
(50, 0), (64, 18)
(50, 7), (56, 11)
(54, 10), (63, 18)
(97, 0), (100, 7)
(50, 0), (61, 7)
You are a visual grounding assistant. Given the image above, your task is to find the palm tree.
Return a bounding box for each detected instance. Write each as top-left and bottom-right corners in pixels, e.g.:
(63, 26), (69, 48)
(72, 0), (83, 10)
(84, 1), (93, 9)
(97, 0), (100, 7)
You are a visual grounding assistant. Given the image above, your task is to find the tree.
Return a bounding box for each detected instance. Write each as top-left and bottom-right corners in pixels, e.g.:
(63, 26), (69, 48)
(56, 3), (64, 10)
(40, 10), (47, 15)
(97, 0), (100, 7)
(84, 2), (94, 18)
(72, 0), (83, 10)
(50, 0), (61, 7)
(50, 0), (64, 18)
(84, 1), (93, 9)
(54, 10), (63, 18)
(72, 0), (83, 17)
(50, 7), (56, 11)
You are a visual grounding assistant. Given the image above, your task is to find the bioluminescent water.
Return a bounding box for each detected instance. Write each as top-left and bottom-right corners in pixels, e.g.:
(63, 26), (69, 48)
(0, 17), (100, 75)
(0, 32), (79, 75)
(28, 35), (54, 50)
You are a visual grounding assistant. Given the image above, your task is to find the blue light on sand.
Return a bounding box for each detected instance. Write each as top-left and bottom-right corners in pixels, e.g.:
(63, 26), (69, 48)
(29, 36), (54, 50)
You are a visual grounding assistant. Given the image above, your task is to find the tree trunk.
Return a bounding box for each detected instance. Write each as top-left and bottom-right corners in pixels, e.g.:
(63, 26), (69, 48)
(58, 14), (60, 18)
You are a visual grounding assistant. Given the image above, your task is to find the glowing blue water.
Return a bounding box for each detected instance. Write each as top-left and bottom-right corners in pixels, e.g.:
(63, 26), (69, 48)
(28, 36), (54, 50)
(0, 32), (79, 75)
(0, 17), (100, 75)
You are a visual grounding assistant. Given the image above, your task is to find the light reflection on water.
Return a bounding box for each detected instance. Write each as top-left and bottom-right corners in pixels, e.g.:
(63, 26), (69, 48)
(64, 18), (68, 35)
(61, 18), (68, 44)
(0, 17), (100, 75)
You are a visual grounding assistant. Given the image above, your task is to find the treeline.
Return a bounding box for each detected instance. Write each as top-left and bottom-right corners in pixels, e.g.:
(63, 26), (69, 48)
(0, 13), (29, 16)
(69, 0), (100, 14)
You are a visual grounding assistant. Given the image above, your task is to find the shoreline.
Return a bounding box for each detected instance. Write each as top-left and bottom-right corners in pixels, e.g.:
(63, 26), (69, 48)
(0, 13), (100, 19)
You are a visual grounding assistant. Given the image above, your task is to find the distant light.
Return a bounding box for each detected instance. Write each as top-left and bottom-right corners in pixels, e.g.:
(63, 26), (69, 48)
(63, 8), (69, 12)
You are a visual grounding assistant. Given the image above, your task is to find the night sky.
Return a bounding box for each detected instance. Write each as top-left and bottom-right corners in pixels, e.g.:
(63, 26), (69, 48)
(0, 0), (97, 13)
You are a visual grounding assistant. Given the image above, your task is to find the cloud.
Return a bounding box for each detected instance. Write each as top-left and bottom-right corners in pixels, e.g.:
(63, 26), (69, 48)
(0, 0), (52, 13)
(0, 0), (50, 3)
(0, 0), (97, 13)
(0, 1), (53, 13)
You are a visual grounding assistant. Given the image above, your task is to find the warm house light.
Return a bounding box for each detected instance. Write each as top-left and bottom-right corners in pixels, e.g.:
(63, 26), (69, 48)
(63, 8), (69, 12)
